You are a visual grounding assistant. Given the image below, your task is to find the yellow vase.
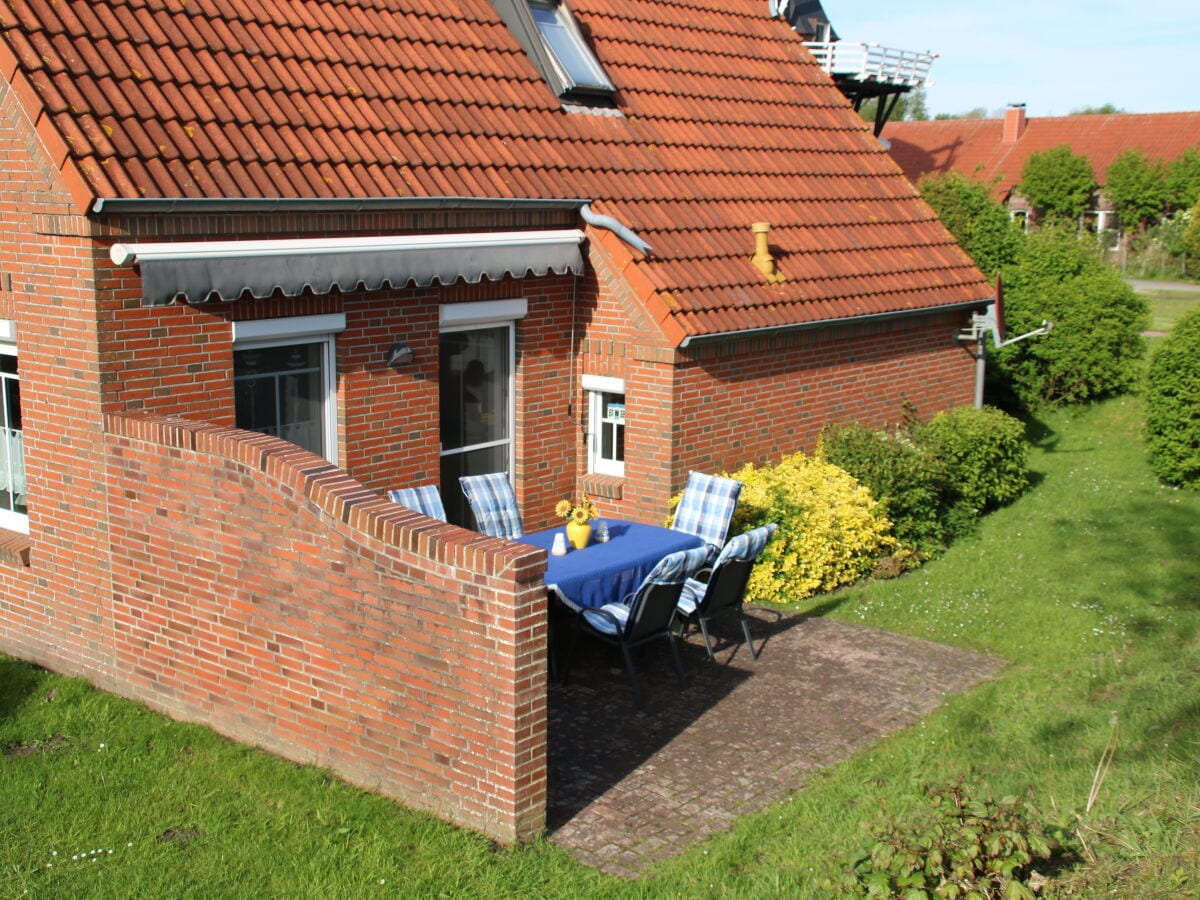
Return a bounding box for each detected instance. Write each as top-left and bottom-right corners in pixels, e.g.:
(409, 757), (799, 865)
(566, 520), (592, 549)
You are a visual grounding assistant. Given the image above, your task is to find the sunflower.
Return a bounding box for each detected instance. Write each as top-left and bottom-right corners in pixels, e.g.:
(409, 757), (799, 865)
(556, 492), (599, 522)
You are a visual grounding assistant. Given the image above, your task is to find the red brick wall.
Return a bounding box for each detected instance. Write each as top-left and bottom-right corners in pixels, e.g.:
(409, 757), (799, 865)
(671, 312), (977, 478)
(0, 81), (116, 683)
(102, 414), (549, 842)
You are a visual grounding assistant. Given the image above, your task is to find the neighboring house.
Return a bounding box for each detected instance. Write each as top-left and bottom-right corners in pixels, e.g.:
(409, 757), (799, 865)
(887, 104), (1200, 230)
(0, 0), (990, 842)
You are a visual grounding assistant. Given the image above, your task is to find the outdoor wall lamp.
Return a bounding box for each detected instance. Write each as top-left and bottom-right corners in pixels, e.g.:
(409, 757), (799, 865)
(385, 341), (415, 368)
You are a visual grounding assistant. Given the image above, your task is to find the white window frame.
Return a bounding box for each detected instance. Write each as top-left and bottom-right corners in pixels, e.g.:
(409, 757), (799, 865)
(583, 374), (625, 478)
(0, 322), (26, 534)
(232, 314), (345, 465)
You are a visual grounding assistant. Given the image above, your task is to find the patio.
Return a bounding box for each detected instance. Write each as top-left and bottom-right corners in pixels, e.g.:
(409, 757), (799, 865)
(546, 607), (1005, 877)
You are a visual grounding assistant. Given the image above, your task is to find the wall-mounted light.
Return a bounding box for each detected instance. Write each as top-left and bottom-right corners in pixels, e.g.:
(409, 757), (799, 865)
(385, 341), (415, 367)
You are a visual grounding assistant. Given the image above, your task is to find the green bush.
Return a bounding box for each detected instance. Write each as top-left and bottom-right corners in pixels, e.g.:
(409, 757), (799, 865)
(836, 780), (1071, 899)
(996, 226), (1148, 408)
(917, 406), (1030, 511)
(1146, 309), (1200, 490)
(723, 452), (896, 603)
(818, 423), (950, 554)
(820, 407), (1030, 556)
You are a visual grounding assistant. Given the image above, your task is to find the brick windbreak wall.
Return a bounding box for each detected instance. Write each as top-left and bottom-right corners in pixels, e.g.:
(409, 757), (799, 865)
(102, 414), (550, 843)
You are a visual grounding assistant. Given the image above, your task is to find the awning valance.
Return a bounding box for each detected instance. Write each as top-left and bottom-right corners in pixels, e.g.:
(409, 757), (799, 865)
(109, 229), (587, 306)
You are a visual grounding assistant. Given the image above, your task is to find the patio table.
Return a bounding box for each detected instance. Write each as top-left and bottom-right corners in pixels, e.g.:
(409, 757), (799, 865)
(519, 519), (705, 611)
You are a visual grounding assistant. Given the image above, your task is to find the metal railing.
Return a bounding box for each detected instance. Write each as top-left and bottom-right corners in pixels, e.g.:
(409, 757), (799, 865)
(803, 41), (936, 88)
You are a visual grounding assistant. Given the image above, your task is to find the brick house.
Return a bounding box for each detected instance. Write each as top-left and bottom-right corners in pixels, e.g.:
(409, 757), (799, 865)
(887, 103), (1200, 230)
(0, 1), (990, 842)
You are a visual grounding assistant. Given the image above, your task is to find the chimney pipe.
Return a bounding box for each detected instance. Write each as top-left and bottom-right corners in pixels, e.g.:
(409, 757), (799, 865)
(1003, 103), (1027, 144)
(751, 222), (785, 283)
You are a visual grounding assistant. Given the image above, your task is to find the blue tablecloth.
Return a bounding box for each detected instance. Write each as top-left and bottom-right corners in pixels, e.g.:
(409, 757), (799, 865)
(519, 520), (705, 611)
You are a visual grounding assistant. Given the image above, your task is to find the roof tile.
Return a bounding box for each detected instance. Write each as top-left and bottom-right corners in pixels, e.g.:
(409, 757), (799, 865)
(2, 0), (990, 337)
(888, 111), (1200, 200)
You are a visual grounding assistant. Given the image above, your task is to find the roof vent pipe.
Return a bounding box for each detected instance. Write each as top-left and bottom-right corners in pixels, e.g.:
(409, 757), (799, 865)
(580, 204), (652, 257)
(751, 222), (785, 283)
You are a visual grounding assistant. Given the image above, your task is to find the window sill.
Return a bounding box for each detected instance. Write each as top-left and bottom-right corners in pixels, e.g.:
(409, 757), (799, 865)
(0, 527), (31, 567)
(581, 474), (623, 500)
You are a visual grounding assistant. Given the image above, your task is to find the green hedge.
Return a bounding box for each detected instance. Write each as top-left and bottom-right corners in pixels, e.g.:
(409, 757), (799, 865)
(1146, 309), (1200, 490)
(821, 406), (1030, 555)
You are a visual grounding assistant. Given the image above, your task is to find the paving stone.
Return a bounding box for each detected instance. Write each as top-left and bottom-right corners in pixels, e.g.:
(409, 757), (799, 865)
(546, 610), (1004, 877)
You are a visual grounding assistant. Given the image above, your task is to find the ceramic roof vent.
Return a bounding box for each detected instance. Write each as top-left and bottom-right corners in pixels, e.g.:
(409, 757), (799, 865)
(751, 222), (785, 283)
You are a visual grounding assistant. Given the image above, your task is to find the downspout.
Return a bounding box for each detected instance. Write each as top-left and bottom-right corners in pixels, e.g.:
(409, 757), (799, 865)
(580, 204), (652, 257)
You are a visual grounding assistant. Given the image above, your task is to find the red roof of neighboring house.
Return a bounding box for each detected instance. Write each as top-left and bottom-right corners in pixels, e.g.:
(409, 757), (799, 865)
(886, 108), (1200, 202)
(0, 0), (991, 342)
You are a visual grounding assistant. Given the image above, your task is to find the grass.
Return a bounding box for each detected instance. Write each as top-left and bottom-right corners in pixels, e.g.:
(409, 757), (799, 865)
(4, 395), (1200, 897)
(1130, 285), (1200, 333)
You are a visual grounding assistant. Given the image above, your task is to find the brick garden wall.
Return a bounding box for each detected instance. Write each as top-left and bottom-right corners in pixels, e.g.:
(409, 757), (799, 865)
(102, 414), (550, 842)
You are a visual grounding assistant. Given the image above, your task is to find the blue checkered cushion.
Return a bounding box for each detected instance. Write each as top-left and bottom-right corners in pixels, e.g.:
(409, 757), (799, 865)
(459, 472), (524, 539)
(678, 523), (777, 614)
(583, 545), (710, 636)
(671, 471), (742, 557)
(387, 485), (447, 522)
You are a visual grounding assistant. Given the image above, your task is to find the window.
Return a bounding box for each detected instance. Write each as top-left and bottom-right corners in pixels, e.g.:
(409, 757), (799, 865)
(490, 0), (616, 100)
(232, 314), (344, 464)
(0, 326), (26, 534)
(529, 1), (614, 94)
(584, 375), (624, 478)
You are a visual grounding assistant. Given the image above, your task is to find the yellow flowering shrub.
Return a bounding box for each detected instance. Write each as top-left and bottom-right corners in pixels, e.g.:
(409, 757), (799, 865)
(726, 452), (896, 603)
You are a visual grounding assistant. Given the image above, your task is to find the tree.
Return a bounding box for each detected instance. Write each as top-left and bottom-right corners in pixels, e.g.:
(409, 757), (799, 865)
(1069, 103), (1126, 115)
(857, 88), (929, 125)
(1166, 146), (1200, 211)
(1183, 200), (1200, 260)
(934, 107), (988, 121)
(1105, 148), (1168, 232)
(918, 172), (1023, 276)
(994, 225), (1148, 408)
(1018, 145), (1097, 222)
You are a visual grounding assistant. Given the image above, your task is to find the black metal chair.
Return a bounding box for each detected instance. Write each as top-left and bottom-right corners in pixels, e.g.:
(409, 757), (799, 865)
(564, 546), (709, 708)
(676, 523), (777, 661)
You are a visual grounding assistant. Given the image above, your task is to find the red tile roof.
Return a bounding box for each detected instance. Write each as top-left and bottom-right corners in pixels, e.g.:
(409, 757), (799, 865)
(0, 0), (991, 342)
(886, 109), (1200, 202)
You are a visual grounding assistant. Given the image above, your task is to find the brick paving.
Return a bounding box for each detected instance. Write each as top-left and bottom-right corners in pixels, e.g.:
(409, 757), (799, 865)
(546, 609), (1005, 877)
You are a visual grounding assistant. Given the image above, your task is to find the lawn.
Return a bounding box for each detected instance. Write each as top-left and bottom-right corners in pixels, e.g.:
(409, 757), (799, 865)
(3, 394), (1199, 897)
(1133, 285), (1200, 333)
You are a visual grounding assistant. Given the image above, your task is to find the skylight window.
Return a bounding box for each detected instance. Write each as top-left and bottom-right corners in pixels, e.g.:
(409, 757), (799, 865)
(528, 1), (614, 94)
(490, 0), (616, 100)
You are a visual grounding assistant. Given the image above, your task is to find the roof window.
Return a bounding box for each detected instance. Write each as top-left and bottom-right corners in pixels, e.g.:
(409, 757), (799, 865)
(491, 0), (615, 100)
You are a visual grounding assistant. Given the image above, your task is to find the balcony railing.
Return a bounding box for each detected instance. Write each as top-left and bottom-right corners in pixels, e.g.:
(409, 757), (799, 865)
(803, 41), (936, 88)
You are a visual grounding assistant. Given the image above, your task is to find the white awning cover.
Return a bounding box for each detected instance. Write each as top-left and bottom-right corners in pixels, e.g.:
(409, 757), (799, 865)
(110, 230), (587, 306)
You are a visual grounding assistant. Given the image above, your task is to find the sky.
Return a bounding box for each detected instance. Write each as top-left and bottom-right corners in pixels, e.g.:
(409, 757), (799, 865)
(820, 1), (1200, 119)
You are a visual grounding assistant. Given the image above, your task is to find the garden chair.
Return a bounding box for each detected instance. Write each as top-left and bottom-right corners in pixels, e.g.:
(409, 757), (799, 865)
(459, 472), (524, 539)
(564, 545), (710, 709)
(676, 523), (777, 661)
(387, 484), (447, 522)
(670, 471), (743, 562)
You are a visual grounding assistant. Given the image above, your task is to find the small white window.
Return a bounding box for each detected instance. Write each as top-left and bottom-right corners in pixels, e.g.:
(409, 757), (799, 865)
(584, 375), (625, 478)
(529, 1), (615, 95)
(0, 328), (26, 534)
(232, 314), (344, 465)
